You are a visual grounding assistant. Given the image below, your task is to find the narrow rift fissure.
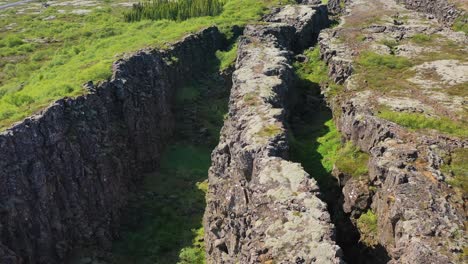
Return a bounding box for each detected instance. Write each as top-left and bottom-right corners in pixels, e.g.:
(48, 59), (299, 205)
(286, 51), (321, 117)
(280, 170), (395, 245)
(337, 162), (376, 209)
(288, 48), (390, 264)
(67, 45), (233, 264)
(110, 67), (231, 263)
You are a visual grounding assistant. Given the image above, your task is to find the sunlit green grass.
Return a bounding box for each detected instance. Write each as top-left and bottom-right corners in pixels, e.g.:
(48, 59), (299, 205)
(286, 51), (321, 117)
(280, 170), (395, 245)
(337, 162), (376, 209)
(378, 109), (468, 138)
(0, 0), (290, 130)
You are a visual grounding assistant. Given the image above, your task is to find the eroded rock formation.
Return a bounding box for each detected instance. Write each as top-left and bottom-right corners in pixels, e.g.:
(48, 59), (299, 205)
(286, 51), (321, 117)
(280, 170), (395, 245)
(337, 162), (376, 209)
(0, 27), (223, 264)
(203, 4), (344, 263)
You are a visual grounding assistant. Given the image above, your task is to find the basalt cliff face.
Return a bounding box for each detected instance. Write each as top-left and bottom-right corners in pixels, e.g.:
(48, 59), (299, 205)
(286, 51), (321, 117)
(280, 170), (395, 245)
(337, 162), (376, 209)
(203, 4), (344, 264)
(0, 27), (223, 264)
(319, 0), (467, 262)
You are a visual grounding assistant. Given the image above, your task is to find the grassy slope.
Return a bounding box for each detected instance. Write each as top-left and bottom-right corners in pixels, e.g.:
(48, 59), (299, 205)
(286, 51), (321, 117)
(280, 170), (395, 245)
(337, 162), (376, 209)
(0, 0), (291, 130)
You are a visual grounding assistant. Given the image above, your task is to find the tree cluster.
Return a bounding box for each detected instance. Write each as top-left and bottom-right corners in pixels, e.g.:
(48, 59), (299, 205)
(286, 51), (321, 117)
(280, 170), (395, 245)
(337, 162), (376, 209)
(124, 0), (224, 22)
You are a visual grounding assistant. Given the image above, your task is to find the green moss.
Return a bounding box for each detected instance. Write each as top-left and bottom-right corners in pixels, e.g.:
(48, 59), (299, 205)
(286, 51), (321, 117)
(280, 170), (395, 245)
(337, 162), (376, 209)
(452, 15), (468, 35)
(216, 43), (238, 70)
(378, 110), (468, 138)
(335, 141), (369, 178)
(356, 210), (378, 247)
(441, 148), (468, 194)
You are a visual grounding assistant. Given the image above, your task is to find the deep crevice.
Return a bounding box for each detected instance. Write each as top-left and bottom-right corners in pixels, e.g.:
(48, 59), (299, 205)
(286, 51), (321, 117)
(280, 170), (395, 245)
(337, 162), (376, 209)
(288, 69), (391, 264)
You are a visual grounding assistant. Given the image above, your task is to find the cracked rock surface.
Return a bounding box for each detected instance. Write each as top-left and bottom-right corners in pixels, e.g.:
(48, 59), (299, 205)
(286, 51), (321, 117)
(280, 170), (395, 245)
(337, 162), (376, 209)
(319, 0), (467, 263)
(203, 4), (343, 263)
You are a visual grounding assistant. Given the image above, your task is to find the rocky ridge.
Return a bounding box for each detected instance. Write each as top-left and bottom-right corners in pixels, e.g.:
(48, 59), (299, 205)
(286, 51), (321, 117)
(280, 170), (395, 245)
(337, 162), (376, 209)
(319, 0), (467, 263)
(203, 4), (344, 263)
(0, 27), (223, 264)
(396, 0), (466, 25)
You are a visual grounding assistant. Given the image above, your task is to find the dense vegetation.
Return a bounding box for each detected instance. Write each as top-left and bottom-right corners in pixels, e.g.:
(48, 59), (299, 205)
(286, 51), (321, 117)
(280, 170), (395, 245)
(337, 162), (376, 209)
(124, 0), (224, 22)
(0, 0), (290, 131)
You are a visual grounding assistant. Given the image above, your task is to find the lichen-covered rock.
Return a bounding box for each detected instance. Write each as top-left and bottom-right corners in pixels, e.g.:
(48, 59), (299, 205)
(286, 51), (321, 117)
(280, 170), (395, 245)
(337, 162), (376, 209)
(318, 0), (467, 262)
(396, 0), (465, 25)
(204, 5), (342, 263)
(0, 27), (223, 264)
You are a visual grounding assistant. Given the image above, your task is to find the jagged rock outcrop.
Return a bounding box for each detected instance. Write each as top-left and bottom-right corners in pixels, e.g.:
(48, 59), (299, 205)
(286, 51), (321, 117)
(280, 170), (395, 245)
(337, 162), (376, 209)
(204, 4), (342, 263)
(0, 27), (223, 264)
(318, 0), (467, 262)
(396, 0), (466, 25)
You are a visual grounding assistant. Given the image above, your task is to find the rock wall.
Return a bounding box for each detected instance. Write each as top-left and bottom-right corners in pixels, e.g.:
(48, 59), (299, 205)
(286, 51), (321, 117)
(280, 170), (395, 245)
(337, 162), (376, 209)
(396, 0), (465, 25)
(319, 9), (467, 263)
(203, 4), (343, 264)
(0, 27), (223, 264)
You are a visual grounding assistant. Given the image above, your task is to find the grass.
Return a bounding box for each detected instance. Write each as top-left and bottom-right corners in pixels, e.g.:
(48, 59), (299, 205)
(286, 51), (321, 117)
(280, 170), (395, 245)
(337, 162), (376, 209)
(316, 120), (342, 173)
(378, 109), (468, 138)
(356, 210), (378, 247)
(410, 33), (436, 44)
(358, 51), (412, 70)
(293, 47), (329, 85)
(0, 0), (288, 131)
(441, 148), (468, 194)
(452, 14), (468, 35)
(112, 144), (211, 264)
(216, 42), (238, 70)
(355, 52), (414, 92)
(335, 141), (369, 178)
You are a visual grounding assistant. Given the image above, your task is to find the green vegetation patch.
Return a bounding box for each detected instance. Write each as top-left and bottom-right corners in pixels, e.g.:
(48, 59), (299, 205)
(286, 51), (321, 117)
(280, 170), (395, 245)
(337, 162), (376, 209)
(452, 14), (468, 35)
(316, 120), (342, 172)
(124, 0), (224, 22)
(335, 141), (369, 178)
(378, 109), (468, 138)
(293, 47), (329, 85)
(112, 144), (211, 263)
(216, 42), (238, 70)
(441, 148), (468, 194)
(0, 0), (288, 131)
(356, 210), (379, 247)
(355, 52), (414, 92)
(410, 33), (437, 44)
(358, 51), (412, 69)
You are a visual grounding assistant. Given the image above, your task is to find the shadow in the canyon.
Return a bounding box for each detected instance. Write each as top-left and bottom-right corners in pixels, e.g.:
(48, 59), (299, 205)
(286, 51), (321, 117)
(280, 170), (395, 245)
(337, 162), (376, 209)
(288, 76), (391, 264)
